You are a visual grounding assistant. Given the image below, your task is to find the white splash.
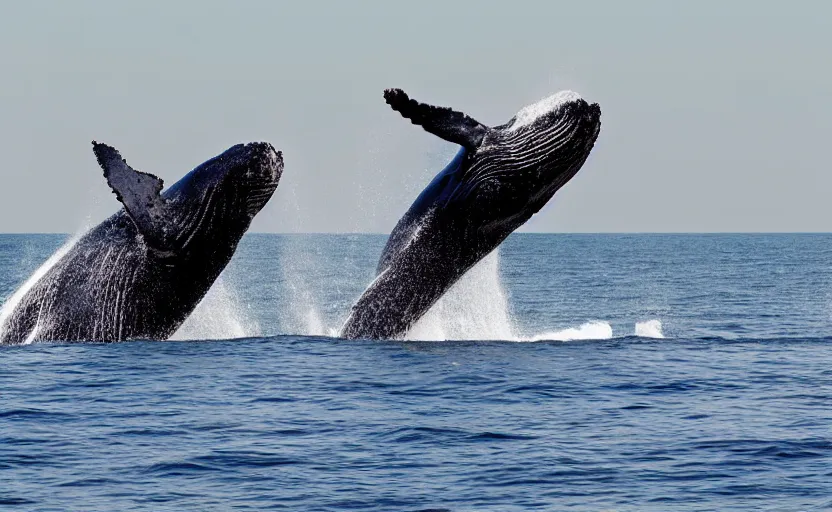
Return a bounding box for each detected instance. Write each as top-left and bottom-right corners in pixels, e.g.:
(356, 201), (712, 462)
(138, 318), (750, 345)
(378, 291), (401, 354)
(509, 90), (582, 131)
(291, 291), (333, 337)
(635, 319), (664, 339)
(0, 233), (83, 344)
(302, 306), (331, 337)
(402, 249), (617, 343)
(278, 236), (340, 337)
(172, 276), (259, 340)
(405, 250), (515, 341)
(524, 321), (614, 342)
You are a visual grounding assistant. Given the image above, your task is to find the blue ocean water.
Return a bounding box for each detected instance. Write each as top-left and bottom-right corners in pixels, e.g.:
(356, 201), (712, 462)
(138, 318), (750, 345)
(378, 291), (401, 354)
(1, 233), (831, 511)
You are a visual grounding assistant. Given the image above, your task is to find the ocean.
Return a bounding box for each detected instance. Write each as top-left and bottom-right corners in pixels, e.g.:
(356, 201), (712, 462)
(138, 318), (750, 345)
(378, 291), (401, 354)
(1, 233), (830, 511)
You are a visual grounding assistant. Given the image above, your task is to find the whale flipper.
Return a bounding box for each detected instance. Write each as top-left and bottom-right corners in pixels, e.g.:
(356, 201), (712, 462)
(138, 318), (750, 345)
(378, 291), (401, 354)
(384, 88), (489, 150)
(92, 141), (173, 250)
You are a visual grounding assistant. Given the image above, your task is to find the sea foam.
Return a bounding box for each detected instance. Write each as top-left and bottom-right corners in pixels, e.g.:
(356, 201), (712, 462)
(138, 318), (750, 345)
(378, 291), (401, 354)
(635, 319), (665, 339)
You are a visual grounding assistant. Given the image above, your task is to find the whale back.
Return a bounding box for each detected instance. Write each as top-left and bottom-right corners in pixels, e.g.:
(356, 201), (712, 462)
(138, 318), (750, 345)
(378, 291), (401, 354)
(378, 148), (470, 273)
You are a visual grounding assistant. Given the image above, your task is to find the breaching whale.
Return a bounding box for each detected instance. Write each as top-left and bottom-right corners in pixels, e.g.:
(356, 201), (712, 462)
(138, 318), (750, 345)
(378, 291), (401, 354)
(341, 88), (601, 339)
(0, 141), (283, 344)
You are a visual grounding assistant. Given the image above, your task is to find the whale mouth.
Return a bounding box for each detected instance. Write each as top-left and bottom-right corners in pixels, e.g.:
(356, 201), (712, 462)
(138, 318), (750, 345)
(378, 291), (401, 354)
(236, 142), (282, 217)
(239, 142), (283, 185)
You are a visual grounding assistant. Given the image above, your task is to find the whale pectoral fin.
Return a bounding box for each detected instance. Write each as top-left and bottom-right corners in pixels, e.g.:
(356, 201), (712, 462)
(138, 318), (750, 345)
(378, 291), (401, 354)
(384, 88), (488, 150)
(92, 141), (174, 250)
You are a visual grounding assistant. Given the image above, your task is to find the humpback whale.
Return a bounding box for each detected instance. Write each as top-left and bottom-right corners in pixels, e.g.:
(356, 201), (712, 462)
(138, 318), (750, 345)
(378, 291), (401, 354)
(341, 88), (601, 339)
(0, 141), (282, 344)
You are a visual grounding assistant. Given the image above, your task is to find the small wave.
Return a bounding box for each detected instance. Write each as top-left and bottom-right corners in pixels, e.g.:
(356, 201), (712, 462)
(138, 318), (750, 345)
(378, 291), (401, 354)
(0, 498), (37, 506)
(0, 408), (71, 420)
(524, 321), (614, 342)
(635, 319), (665, 339)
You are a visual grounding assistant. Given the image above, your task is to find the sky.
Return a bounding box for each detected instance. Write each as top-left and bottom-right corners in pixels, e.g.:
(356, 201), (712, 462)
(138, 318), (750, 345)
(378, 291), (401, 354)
(0, 0), (829, 233)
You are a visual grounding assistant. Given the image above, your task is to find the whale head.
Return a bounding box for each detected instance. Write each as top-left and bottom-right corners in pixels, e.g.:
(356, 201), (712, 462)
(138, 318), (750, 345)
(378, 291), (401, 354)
(462, 91), (601, 238)
(92, 140), (283, 256)
(377, 88), (601, 266)
(189, 142), (282, 218)
(153, 142), (283, 254)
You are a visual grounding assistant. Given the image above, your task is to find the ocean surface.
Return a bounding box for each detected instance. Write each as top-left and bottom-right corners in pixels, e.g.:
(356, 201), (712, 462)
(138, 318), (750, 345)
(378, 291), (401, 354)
(1, 233), (831, 511)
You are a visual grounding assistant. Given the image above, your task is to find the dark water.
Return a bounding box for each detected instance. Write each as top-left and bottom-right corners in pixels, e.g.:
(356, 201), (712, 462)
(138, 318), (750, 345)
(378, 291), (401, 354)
(1, 234), (831, 511)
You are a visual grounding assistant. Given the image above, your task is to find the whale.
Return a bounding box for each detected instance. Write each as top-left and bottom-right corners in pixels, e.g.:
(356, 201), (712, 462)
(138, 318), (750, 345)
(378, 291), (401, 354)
(0, 141), (283, 344)
(341, 88), (601, 339)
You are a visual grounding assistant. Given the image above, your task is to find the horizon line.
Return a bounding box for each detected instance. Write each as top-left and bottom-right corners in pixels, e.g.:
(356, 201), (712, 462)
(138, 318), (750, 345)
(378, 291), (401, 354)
(3, 231), (832, 236)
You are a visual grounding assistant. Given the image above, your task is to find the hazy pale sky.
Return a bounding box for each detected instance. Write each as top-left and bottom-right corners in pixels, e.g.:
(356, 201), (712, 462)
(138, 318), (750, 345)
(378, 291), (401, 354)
(0, 1), (829, 233)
